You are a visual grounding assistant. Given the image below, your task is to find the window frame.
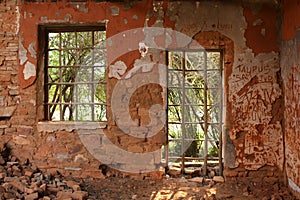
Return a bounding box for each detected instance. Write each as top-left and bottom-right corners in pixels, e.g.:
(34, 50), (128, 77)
(165, 48), (224, 176)
(39, 24), (107, 122)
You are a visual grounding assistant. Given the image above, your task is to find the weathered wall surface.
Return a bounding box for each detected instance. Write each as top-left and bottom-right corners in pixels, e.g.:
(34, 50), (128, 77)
(0, 0), (39, 165)
(166, 1), (283, 177)
(281, 0), (300, 197)
(0, 0), (285, 180)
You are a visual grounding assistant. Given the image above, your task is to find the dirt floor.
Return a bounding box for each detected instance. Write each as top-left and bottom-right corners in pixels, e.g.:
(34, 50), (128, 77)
(80, 176), (297, 200)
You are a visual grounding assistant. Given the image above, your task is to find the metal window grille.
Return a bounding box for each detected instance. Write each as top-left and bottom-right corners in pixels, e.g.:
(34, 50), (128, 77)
(165, 49), (224, 176)
(44, 26), (107, 122)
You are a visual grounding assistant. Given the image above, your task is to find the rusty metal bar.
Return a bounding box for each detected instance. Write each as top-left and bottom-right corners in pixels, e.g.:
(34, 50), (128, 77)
(203, 51), (208, 177)
(218, 50), (224, 176)
(181, 51), (186, 174)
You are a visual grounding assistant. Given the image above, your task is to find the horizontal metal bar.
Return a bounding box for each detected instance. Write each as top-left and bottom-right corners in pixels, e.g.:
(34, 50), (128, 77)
(168, 138), (218, 142)
(168, 157), (220, 161)
(46, 82), (106, 85)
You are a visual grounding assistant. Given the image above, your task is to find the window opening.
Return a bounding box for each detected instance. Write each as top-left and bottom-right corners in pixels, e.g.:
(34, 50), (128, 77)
(44, 26), (107, 121)
(165, 49), (224, 177)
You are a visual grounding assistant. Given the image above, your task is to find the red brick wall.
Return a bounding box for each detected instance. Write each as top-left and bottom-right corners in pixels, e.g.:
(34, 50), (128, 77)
(0, 0), (38, 164)
(0, 0), (287, 183)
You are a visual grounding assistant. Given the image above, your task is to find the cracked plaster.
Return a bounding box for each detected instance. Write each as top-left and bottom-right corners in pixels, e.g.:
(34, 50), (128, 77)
(166, 1), (282, 170)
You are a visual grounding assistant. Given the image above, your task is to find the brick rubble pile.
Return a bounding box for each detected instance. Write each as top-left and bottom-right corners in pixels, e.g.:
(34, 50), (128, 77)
(0, 144), (89, 200)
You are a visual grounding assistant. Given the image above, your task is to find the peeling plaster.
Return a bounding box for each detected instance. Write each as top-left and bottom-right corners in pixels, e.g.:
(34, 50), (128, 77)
(19, 41), (28, 65)
(132, 15), (138, 20)
(138, 42), (148, 57)
(124, 59), (154, 79)
(23, 61), (36, 80)
(16, 5), (20, 35)
(166, 1), (282, 170)
(110, 6), (119, 16)
(19, 0), (285, 176)
(41, 14), (72, 23)
(71, 3), (88, 13)
(253, 18), (263, 26)
(109, 61), (127, 79)
(167, 1), (247, 48)
(28, 42), (36, 59)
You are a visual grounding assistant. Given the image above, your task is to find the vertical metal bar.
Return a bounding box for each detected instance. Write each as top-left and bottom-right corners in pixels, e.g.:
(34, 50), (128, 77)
(218, 50), (224, 176)
(91, 31), (95, 121)
(203, 51), (208, 177)
(59, 31), (63, 121)
(181, 51), (186, 174)
(44, 30), (50, 120)
(165, 51), (170, 169)
(75, 31), (78, 121)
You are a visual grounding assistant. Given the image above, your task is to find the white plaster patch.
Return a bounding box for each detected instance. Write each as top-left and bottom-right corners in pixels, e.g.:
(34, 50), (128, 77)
(71, 3), (88, 13)
(125, 59), (154, 79)
(41, 14), (72, 23)
(23, 61), (36, 80)
(253, 18), (263, 26)
(139, 42), (148, 57)
(132, 14), (138, 20)
(261, 28), (266, 36)
(110, 6), (119, 16)
(19, 41), (28, 65)
(28, 42), (36, 59)
(109, 61), (127, 79)
(16, 6), (20, 34)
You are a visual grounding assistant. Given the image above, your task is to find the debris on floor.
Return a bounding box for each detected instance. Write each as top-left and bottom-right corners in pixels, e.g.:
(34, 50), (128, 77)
(0, 143), (297, 200)
(0, 144), (88, 200)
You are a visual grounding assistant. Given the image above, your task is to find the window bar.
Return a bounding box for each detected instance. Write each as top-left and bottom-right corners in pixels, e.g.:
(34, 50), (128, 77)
(203, 51), (208, 177)
(218, 50), (224, 176)
(44, 32), (50, 120)
(91, 31), (95, 121)
(165, 51), (170, 169)
(181, 51), (186, 174)
(75, 31), (79, 121)
(59, 32), (63, 121)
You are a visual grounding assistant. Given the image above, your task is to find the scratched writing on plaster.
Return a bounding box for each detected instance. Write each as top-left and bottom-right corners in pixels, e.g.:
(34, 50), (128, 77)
(235, 84), (280, 124)
(243, 123), (283, 169)
(233, 65), (273, 82)
(286, 67), (300, 142)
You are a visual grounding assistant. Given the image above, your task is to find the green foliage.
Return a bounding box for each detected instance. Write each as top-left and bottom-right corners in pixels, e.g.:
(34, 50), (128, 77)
(167, 51), (222, 158)
(208, 146), (219, 157)
(47, 30), (106, 121)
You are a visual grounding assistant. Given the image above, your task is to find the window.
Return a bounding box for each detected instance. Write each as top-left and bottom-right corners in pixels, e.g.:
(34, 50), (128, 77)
(44, 26), (107, 122)
(166, 49), (223, 175)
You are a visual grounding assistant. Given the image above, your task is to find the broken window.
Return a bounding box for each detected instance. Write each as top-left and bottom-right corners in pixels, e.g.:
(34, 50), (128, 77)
(43, 26), (107, 121)
(165, 49), (224, 176)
